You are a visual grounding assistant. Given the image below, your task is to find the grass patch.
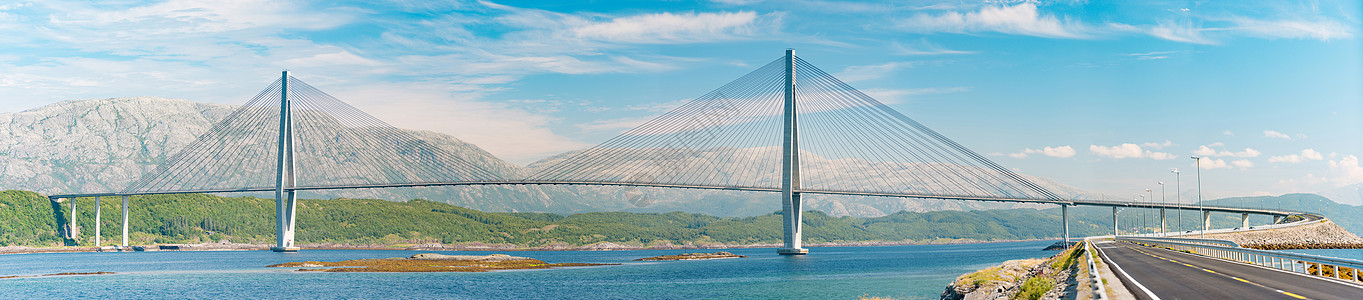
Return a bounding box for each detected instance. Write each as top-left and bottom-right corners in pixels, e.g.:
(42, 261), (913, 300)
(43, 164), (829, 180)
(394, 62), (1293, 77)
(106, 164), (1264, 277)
(1015, 276), (1054, 300)
(1050, 243), (1083, 270)
(962, 266), (1005, 287)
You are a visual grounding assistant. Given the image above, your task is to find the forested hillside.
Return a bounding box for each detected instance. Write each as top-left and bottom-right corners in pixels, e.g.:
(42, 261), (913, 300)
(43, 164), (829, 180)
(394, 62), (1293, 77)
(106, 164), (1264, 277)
(4, 190), (1111, 248)
(5, 191), (1352, 248)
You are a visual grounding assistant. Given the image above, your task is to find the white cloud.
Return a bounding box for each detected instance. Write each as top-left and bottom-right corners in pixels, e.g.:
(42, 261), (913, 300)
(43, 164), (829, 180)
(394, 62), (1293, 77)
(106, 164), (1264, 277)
(1010, 145), (1077, 159)
(1264, 130), (1292, 140)
(1141, 140), (1173, 149)
(570, 11), (778, 44)
(1197, 158), (1229, 169)
(1089, 143), (1174, 160)
(1193, 144), (1260, 158)
(1194, 157), (1252, 170)
(1268, 149), (1324, 163)
(1222, 130), (1234, 136)
(1327, 155), (1363, 187)
(895, 3), (1090, 39)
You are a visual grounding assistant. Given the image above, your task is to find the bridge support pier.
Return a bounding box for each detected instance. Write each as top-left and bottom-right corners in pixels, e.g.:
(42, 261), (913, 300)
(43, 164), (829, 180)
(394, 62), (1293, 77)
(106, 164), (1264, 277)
(94, 196), (102, 248)
(1202, 211), (1211, 234)
(1061, 205), (1069, 245)
(273, 191), (299, 252)
(121, 195), (129, 248)
(1159, 209), (1166, 236)
(1112, 207), (1119, 236)
(66, 198), (77, 241)
(1241, 213), (1249, 228)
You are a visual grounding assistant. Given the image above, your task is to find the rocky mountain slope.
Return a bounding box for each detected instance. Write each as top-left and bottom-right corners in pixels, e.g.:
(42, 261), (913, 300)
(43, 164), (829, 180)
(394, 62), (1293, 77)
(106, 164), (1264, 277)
(1316, 183), (1363, 206)
(2, 97), (1095, 217)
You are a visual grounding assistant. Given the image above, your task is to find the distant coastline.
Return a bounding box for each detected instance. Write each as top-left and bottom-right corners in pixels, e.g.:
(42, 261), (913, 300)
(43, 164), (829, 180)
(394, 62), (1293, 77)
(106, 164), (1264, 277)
(0, 238), (1060, 255)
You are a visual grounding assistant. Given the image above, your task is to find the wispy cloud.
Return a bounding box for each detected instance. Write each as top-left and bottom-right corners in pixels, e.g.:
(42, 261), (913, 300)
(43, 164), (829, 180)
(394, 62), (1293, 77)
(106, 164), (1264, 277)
(1143, 20), (1216, 45)
(1263, 130), (1293, 140)
(858, 87), (970, 104)
(1229, 17), (1354, 40)
(895, 3), (1091, 39)
(1089, 143), (1175, 160)
(1126, 51), (1178, 60)
(834, 62), (917, 82)
(892, 39), (977, 55)
(570, 11), (781, 44)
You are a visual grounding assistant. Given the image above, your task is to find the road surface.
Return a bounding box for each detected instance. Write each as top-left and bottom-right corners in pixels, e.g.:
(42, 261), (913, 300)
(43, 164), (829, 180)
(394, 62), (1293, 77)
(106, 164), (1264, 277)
(1094, 241), (1362, 300)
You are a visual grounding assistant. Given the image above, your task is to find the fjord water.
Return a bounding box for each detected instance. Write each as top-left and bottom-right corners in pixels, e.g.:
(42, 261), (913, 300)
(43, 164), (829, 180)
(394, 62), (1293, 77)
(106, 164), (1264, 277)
(2, 241), (1059, 299)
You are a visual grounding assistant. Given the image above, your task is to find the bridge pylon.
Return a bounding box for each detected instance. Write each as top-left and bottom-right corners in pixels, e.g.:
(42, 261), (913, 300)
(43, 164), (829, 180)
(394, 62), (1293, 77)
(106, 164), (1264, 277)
(272, 70), (300, 252)
(778, 49), (808, 255)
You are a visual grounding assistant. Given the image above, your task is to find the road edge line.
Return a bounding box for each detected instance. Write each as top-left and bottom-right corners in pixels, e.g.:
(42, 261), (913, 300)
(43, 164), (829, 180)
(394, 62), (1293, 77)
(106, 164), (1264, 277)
(1139, 244), (1363, 290)
(1095, 243), (1162, 300)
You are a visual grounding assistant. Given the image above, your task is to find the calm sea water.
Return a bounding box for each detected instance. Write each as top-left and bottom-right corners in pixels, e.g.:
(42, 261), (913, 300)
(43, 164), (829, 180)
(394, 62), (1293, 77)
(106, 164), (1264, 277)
(1, 241), (1059, 299)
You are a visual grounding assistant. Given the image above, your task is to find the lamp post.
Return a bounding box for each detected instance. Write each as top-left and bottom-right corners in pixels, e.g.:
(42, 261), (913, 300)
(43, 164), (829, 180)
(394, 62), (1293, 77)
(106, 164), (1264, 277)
(1139, 195), (1147, 234)
(1192, 156), (1204, 238)
(1173, 169), (1181, 235)
(1158, 182), (1166, 237)
(1146, 188), (1155, 236)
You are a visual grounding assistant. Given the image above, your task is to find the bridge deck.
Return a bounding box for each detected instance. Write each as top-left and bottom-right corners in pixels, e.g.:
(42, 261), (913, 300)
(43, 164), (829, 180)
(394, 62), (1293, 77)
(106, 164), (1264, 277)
(45, 180), (1294, 216)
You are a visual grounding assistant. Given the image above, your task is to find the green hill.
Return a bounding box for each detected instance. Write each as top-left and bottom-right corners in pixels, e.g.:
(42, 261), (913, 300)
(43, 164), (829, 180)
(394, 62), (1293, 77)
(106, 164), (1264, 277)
(3, 191), (1108, 248)
(5, 191), (1352, 248)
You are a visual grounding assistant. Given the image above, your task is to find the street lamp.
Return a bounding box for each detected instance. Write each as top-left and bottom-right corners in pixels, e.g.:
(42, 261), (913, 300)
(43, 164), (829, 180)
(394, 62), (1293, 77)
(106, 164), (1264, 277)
(1173, 169), (1181, 235)
(1192, 156), (1204, 238)
(1139, 195), (1146, 234)
(1158, 182), (1166, 237)
(1144, 188), (1155, 237)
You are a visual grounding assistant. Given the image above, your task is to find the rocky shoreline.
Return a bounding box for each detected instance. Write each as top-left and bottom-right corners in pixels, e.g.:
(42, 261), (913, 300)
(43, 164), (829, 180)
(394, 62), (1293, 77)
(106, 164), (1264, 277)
(633, 252), (746, 261)
(941, 244), (1083, 300)
(2, 238), (1057, 255)
(267, 253), (614, 272)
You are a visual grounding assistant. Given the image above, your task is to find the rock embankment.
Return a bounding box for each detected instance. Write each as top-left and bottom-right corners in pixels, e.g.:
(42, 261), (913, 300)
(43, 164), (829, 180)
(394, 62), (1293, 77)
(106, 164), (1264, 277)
(633, 252), (746, 261)
(942, 244), (1083, 300)
(1204, 220), (1363, 250)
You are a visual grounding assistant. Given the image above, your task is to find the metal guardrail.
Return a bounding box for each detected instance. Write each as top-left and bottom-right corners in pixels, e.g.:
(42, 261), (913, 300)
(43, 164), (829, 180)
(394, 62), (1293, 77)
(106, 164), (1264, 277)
(1118, 236), (1363, 283)
(1084, 240), (1109, 300)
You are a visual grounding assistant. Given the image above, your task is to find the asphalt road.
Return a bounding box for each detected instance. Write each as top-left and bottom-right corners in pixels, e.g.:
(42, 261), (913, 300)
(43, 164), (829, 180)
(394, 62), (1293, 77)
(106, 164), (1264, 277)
(1095, 241), (1363, 300)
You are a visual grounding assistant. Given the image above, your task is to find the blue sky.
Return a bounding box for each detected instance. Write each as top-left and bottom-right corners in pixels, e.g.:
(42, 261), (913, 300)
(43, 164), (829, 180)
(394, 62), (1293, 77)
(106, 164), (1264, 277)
(0, 0), (1359, 201)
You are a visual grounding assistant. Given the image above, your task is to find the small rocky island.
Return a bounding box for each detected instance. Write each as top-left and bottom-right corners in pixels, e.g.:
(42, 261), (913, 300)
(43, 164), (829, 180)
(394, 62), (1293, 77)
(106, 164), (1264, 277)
(633, 252), (746, 261)
(267, 253), (614, 272)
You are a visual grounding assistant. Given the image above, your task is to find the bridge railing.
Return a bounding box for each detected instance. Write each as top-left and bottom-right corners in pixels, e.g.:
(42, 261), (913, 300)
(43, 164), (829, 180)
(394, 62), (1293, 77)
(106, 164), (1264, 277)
(1083, 239), (1109, 300)
(1117, 236), (1363, 284)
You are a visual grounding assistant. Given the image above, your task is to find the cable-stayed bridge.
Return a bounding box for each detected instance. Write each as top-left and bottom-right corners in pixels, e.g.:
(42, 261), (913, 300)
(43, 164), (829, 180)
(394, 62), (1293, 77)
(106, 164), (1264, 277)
(47, 50), (1296, 254)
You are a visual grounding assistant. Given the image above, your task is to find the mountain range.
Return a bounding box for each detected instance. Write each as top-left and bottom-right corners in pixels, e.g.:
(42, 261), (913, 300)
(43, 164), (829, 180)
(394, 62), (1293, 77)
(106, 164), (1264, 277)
(3, 97), (1354, 218)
